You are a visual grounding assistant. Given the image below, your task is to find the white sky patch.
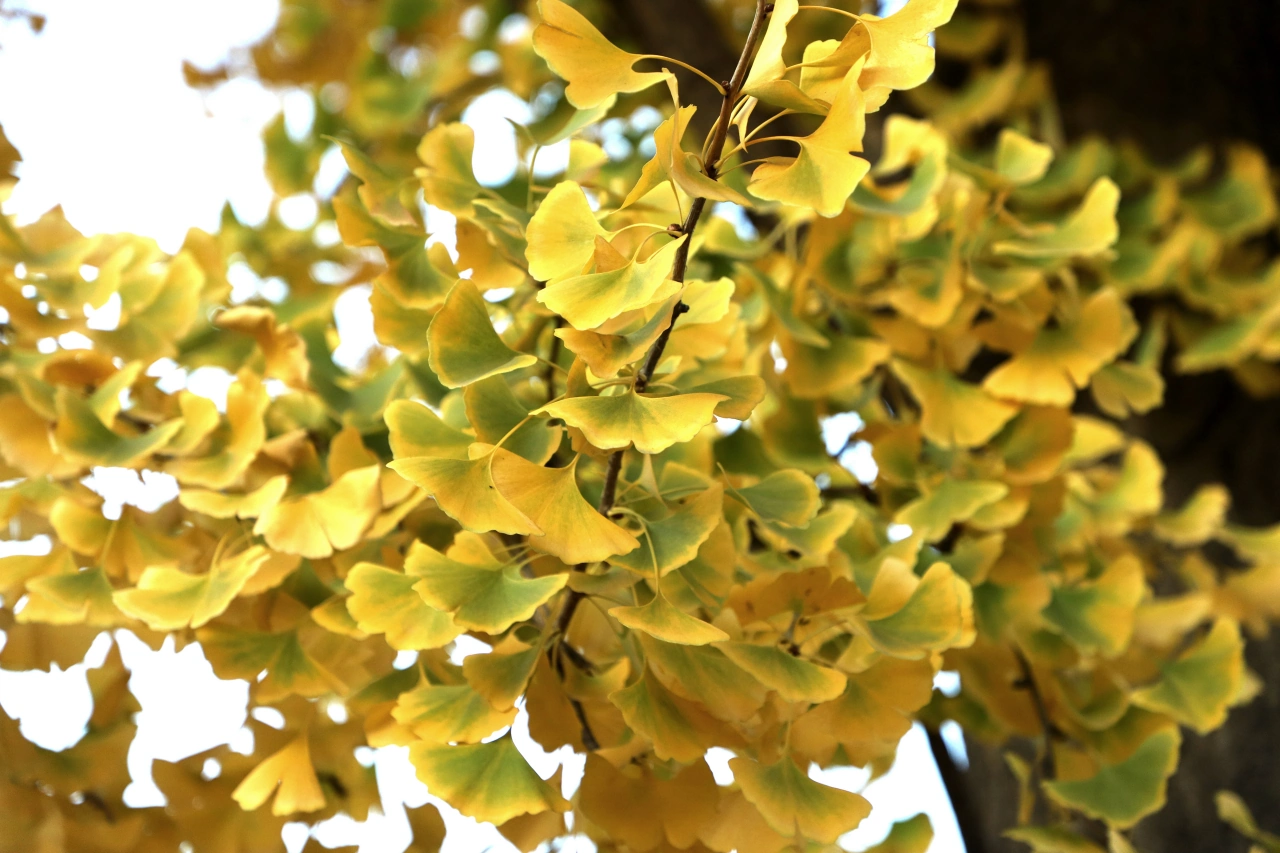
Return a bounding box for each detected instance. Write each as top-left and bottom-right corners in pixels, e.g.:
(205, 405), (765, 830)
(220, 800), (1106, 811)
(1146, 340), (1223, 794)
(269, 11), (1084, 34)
(81, 467), (180, 518)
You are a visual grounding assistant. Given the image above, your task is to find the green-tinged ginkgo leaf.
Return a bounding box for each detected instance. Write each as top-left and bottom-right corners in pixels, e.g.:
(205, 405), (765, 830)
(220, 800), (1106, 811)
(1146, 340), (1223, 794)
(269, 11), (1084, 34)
(465, 377), (561, 465)
(731, 754), (872, 843)
(344, 563), (461, 651)
(1132, 618), (1245, 733)
(532, 0), (668, 109)
(166, 372), (269, 489)
(1215, 791), (1280, 853)
(894, 479), (1009, 541)
(611, 593), (729, 645)
(748, 63), (872, 217)
(463, 638), (542, 711)
(537, 235), (685, 331)
(54, 386), (185, 468)
(408, 736), (568, 825)
(867, 814), (934, 853)
(178, 475), (289, 519)
(610, 668), (735, 761)
(1152, 484), (1229, 547)
(198, 622), (342, 700)
(525, 180), (610, 283)
(1043, 555), (1146, 658)
(490, 450), (639, 564)
(609, 484), (723, 575)
(994, 178), (1120, 258)
(428, 280), (537, 389)
(994, 129), (1054, 186)
(637, 633), (768, 722)
(113, 545), (272, 631)
(386, 400), (473, 461)
(254, 466), (383, 559)
(891, 359), (1018, 448)
(19, 566), (121, 627)
(389, 453), (541, 536)
(731, 470), (821, 528)
(1044, 727), (1181, 828)
(393, 683), (517, 743)
(715, 640), (846, 702)
(408, 535), (567, 633)
(537, 389), (725, 454)
(232, 734), (326, 816)
(859, 561), (975, 658)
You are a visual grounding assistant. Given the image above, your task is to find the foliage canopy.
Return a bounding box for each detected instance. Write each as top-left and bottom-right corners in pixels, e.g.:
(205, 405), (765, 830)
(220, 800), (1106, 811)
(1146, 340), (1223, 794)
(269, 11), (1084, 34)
(2, 0), (1280, 851)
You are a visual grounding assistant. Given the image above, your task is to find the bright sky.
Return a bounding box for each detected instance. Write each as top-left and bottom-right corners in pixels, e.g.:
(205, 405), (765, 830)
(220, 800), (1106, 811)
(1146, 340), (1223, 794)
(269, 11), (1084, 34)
(0, 1), (966, 851)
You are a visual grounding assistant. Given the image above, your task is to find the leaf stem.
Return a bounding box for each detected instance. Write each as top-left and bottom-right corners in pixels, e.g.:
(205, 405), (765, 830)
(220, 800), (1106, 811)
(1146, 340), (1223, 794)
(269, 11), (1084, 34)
(639, 55), (728, 95)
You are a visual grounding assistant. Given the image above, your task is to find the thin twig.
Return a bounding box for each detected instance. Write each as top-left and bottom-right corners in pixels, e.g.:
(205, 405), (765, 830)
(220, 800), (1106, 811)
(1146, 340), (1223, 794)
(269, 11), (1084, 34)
(1013, 647), (1059, 781)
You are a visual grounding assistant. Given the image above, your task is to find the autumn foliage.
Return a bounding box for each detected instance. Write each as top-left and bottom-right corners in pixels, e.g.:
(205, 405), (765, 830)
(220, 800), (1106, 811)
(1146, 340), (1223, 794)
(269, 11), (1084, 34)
(2, 0), (1280, 851)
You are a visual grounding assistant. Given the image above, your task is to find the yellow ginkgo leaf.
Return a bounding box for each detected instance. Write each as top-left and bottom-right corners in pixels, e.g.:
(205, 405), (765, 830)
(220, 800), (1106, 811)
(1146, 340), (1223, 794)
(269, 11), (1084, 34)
(408, 536), (568, 634)
(994, 128), (1054, 186)
(463, 637), (542, 711)
(167, 372), (269, 489)
(345, 562), (461, 651)
(537, 235), (685, 331)
(858, 561), (975, 658)
(578, 755), (721, 852)
(214, 305), (310, 388)
(1042, 554), (1146, 658)
(525, 180), (610, 282)
(982, 289), (1136, 406)
(748, 63), (872, 217)
(253, 466), (383, 559)
(232, 734), (326, 816)
(715, 641), (847, 703)
(609, 668), (735, 762)
(638, 633), (768, 722)
(611, 594), (729, 646)
(858, 0), (959, 110)
(178, 475), (289, 520)
(416, 123), (484, 215)
(490, 450), (639, 564)
(113, 545), (273, 631)
(537, 389), (725, 455)
(393, 683), (517, 743)
(994, 178), (1121, 258)
(742, 0), (831, 115)
(891, 359), (1018, 449)
(1132, 618), (1245, 733)
(19, 566), (122, 627)
(408, 736), (569, 825)
(532, 0), (668, 109)
(389, 452), (541, 536)
(428, 280), (537, 389)
(731, 754), (871, 843)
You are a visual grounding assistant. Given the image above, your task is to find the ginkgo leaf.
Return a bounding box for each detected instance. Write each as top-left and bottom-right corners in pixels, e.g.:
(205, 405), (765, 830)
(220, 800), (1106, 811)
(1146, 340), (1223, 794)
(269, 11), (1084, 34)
(525, 180), (610, 282)
(428, 280), (537, 389)
(389, 453), (541, 536)
(345, 563), (461, 651)
(214, 306), (310, 388)
(385, 400), (472, 461)
(532, 0), (668, 109)
(715, 641), (847, 703)
(611, 594), (729, 645)
(393, 683), (517, 743)
(1044, 727), (1181, 828)
(609, 484), (723, 575)
(982, 290), (1136, 406)
(232, 735), (326, 816)
(859, 0), (958, 109)
(994, 178), (1120, 258)
(859, 562), (975, 658)
(416, 123), (484, 215)
(748, 63), (872, 217)
(463, 638), (542, 711)
(254, 466), (383, 559)
(731, 470), (821, 527)
(54, 386), (185, 468)
(537, 235), (685, 331)
(409, 736), (569, 825)
(465, 377), (561, 465)
(178, 475), (289, 519)
(891, 359), (1018, 448)
(894, 480), (1009, 541)
(742, 0), (830, 115)
(1043, 555), (1146, 658)
(408, 536), (567, 634)
(638, 633), (768, 722)
(19, 566), (122, 627)
(578, 755), (721, 851)
(490, 450), (639, 564)
(1132, 618), (1245, 733)
(610, 668), (735, 762)
(994, 129), (1054, 186)
(537, 390), (725, 454)
(113, 545), (272, 631)
(731, 754), (871, 843)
